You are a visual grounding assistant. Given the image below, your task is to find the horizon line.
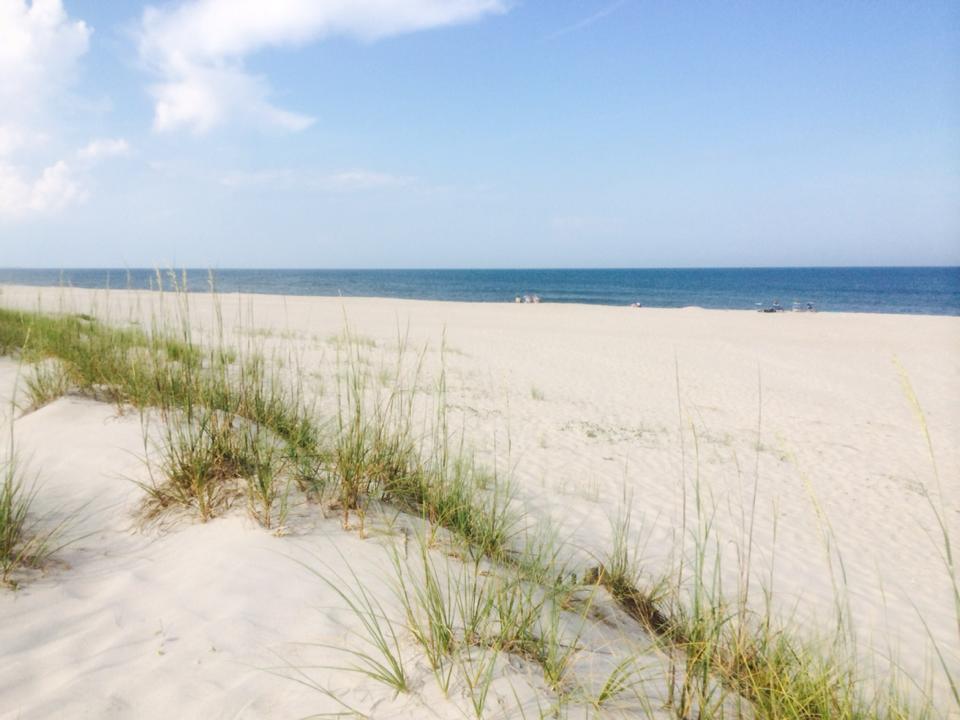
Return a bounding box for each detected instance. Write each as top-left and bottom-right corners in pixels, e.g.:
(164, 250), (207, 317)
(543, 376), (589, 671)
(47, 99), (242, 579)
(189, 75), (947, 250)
(1, 265), (958, 272)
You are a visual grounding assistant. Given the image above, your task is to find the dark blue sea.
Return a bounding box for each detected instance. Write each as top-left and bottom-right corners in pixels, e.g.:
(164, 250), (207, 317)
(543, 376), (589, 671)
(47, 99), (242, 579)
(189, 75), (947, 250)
(0, 267), (957, 316)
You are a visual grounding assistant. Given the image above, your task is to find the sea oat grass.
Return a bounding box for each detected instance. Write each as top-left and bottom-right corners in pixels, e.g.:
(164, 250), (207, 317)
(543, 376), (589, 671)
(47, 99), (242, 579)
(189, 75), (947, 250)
(0, 306), (322, 527)
(0, 438), (65, 586)
(0, 448), (37, 583)
(299, 548), (410, 694)
(0, 300), (953, 718)
(140, 408), (246, 522)
(22, 358), (74, 411)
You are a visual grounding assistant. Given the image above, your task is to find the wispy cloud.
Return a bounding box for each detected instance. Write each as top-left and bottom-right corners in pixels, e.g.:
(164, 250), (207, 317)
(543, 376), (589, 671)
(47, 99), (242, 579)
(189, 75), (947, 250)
(546, 0), (628, 40)
(78, 137), (131, 162)
(139, 0), (507, 134)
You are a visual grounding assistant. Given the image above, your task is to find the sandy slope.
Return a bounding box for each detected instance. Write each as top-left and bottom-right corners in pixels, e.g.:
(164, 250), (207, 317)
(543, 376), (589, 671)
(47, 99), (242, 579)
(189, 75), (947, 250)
(0, 390), (333, 719)
(0, 285), (958, 717)
(1, 383), (599, 719)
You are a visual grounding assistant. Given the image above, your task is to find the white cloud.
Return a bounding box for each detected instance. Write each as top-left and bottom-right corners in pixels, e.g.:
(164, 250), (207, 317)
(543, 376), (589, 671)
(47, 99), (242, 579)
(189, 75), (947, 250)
(30, 160), (84, 210)
(139, 0), (506, 134)
(0, 0), (92, 218)
(0, 0), (90, 114)
(78, 137), (131, 161)
(0, 159), (84, 216)
(150, 64), (313, 134)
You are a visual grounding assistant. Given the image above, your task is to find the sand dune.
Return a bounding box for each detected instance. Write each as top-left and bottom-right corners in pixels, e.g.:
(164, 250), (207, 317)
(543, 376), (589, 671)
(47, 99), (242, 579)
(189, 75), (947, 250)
(0, 285), (957, 718)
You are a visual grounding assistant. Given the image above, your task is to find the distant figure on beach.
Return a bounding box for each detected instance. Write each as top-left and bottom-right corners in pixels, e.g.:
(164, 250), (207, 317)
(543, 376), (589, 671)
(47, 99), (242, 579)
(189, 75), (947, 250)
(630, 302), (642, 308)
(518, 293), (541, 304)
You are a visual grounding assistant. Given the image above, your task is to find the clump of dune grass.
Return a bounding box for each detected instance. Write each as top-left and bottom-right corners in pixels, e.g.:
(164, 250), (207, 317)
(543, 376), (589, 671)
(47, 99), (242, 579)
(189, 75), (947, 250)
(0, 434), (65, 587)
(0, 446), (37, 584)
(22, 358), (74, 412)
(138, 379), (302, 529)
(314, 522), (661, 717)
(597, 506), (671, 636)
(140, 407), (247, 523)
(331, 327), (427, 509)
(0, 305), (319, 529)
(326, 332), (521, 559)
(175, 369), (308, 524)
(242, 426), (291, 530)
(0, 307), (318, 445)
(331, 361), (418, 530)
(417, 456), (518, 561)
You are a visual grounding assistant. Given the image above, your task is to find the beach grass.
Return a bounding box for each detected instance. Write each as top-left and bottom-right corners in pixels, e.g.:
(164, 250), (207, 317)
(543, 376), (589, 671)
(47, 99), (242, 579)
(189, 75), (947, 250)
(0, 432), (67, 586)
(22, 358), (73, 412)
(0, 442), (36, 584)
(0, 296), (955, 718)
(299, 546), (410, 695)
(0, 305), (318, 529)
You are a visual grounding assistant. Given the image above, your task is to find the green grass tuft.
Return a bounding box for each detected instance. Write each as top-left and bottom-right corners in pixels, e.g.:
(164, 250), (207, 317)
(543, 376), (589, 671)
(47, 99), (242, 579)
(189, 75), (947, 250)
(0, 435), (64, 586)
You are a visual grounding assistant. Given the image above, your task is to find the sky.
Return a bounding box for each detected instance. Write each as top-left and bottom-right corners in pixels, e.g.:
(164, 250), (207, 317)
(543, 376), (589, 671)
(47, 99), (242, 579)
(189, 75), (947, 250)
(0, 0), (958, 269)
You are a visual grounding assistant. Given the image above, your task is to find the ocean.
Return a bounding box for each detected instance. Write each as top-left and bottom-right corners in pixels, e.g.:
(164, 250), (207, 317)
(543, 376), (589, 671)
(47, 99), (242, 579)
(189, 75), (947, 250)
(0, 267), (957, 316)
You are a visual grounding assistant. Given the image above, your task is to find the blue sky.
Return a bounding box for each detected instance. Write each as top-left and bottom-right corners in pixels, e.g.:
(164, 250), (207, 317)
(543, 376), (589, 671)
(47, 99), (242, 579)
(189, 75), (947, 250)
(0, 0), (957, 268)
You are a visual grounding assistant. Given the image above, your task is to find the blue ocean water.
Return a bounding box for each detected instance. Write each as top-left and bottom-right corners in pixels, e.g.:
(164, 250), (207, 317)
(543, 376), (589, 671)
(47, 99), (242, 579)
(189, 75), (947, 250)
(0, 267), (957, 316)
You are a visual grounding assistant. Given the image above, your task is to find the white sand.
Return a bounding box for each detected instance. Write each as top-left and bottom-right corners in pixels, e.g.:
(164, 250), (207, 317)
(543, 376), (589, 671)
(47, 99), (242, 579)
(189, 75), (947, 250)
(0, 284), (957, 718)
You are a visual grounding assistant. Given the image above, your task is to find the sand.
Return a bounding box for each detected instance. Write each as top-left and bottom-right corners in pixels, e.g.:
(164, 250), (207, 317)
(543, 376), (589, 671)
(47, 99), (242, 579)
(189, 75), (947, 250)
(0, 284), (957, 718)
